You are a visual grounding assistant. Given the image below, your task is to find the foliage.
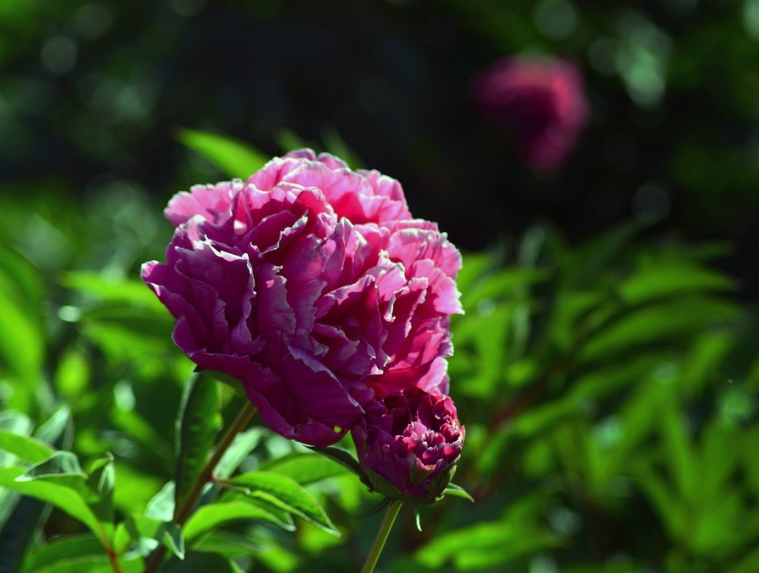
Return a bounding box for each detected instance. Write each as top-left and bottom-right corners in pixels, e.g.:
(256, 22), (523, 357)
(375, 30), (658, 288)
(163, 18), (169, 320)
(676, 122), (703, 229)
(0, 128), (757, 572)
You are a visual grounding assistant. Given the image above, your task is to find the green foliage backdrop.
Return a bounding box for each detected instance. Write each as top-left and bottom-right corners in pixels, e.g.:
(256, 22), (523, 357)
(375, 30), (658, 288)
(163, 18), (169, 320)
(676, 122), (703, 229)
(1, 1), (759, 572)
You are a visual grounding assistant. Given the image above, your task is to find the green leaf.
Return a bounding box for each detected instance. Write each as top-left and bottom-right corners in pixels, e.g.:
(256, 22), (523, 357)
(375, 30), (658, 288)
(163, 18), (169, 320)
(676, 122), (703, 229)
(257, 452), (349, 485)
(17, 451), (86, 483)
(223, 471), (340, 536)
(619, 262), (735, 304)
(177, 129), (269, 179)
(0, 411), (32, 434)
(117, 515), (184, 560)
(85, 454), (115, 525)
(23, 555), (110, 573)
(415, 520), (559, 570)
(580, 297), (739, 362)
(0, 467), (106, 545)
(162, 521), (185, 560)
(214, 428), (265, 479)
(562, 222), (640, 289)
(183, 500), (295, 543)
(321, 125), (363, 168)
(194, 368), (245, 398)
(145, 481), (176, 522)
(0, 279), (43, 381)
(163, 552), (243, 573)
(60, 271), (164, 309)
(442, 483), (475, 503)
(34, 404), (71, 446)
(175, 373), (221, 513)
(193, 531), (261, 557)
(0, 429), (55, 464)
(307, 446), (365, 480)
(273, 127), (310, 153)
(21, 534), (104, 573)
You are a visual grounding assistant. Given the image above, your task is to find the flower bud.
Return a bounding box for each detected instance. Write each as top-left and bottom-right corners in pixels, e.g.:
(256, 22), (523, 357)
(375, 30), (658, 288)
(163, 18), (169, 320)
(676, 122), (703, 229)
(351, 388), (464, 503)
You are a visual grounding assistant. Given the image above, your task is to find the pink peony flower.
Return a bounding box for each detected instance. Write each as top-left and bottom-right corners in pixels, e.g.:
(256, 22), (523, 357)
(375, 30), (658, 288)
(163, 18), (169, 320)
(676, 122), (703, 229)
(142, 149), (462, 446)
(472, 56), (589, 172)
(351, 388), (464, 503)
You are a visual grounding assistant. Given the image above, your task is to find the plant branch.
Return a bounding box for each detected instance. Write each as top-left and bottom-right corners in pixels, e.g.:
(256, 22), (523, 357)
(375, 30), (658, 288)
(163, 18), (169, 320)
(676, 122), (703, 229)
(142, 400), (258, 573)
(360, 498), (403, 573)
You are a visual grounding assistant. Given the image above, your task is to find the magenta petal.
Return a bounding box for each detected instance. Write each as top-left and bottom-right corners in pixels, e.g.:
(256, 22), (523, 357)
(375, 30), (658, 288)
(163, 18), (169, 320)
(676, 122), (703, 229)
(142, 148), (462, 446)
(165, 181), (242, 227)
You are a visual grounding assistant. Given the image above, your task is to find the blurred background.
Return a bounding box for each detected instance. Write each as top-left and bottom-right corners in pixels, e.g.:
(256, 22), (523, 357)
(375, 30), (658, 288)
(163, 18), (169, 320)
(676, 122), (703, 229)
(1, 1), (759, 572)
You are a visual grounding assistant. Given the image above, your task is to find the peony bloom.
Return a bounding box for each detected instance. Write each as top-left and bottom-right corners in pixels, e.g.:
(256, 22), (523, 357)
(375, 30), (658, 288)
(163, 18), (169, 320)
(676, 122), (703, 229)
(142, 149), (462, 446)
(351, 388), (464, 503)
(472, 56), (589, 172)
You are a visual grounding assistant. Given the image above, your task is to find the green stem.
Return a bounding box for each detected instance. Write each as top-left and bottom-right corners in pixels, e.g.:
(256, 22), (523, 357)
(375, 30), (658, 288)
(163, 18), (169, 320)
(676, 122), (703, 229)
(141, 400), (258, 573)
(360, 499), (403, 573)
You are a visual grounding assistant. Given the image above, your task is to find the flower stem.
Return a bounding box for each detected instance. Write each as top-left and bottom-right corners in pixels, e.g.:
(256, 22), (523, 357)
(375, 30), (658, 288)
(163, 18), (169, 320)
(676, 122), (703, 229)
(142, 400), (258, 573)
(360, 499), (403, 573)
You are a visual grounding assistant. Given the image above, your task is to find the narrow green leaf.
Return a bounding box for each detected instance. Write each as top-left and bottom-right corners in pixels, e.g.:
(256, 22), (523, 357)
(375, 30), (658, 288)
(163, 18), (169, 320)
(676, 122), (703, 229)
(581, 297), (739, 362)
(415, 520), (559, 570)
(257, 452), (349, 485)
(26, 555), (110, 573)
(193, 531), (261, 557)
(194, 368), (245, 398)
(321, 125), (363, 168)
(0, 430), (55, 464)
(443, 483), (475, 503)
(60, 271), (165, 309)
(223, 471), (340, 536)
(307, 446), (365, 480)
(175, 374), (221, 512)
(0, 467), (105, 545)
(85, 454), (115, 525)
(183, 500), (294, 543)
(34, 404), (71, 446)
(163, 552), (242, 573)
(17, 451), (86, 482)
(0, 411), (32, 435)
(117, 515), (184, 560)
(145, 481), (175, 522)
(20, 534), (103, 573)
(214, 428), (264, 480)
(177, 129), (269, 179)
(273, 127), (309, 153)
(162, 521), (185, 560)
(619, 262), (734, 304)
(0, 274), (44, 381)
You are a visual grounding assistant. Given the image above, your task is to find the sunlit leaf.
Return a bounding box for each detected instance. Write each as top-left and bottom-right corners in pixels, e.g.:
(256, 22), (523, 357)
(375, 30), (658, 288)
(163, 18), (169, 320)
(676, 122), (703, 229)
(0, 430), (55, 465)
(0, 467), (106, 545)
(214, 428), (265, 480)
(223, 471), (339, 535)
(175, 373), (221, 513)
(193, 531), (261, 557)
(163, 551), (243, 573)
(258, 452), (349, 485)
(183, 500), (294, 543)
(178, 129), (268, 179)
(60, 271), (164, 309)
(415, 520), (559, 570)
(20, 535), (104, 573)
(619, 262), (734, 304)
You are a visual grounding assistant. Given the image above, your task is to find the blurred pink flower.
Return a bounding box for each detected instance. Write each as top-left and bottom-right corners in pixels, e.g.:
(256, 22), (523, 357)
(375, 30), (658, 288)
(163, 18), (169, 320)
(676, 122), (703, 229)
(351, 388), (464, 503)
(472, 56), (590, 172)
(142, 149), (462, 446)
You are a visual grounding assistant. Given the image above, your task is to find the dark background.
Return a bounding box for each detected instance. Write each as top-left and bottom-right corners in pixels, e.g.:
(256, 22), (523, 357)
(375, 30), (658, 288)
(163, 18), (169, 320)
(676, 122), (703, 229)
(2, 0), (758, 298)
